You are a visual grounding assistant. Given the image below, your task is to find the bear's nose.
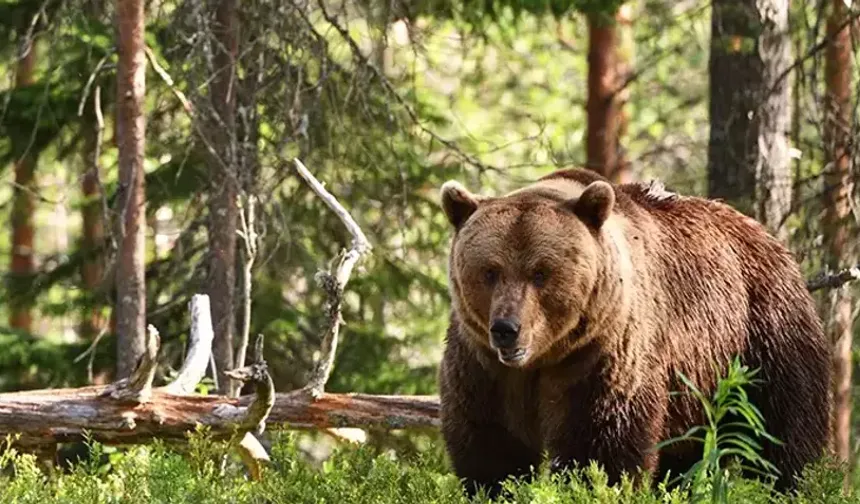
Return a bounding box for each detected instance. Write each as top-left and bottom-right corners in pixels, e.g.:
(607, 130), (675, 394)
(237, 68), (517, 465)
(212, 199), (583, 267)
(490, 317), (520, 349)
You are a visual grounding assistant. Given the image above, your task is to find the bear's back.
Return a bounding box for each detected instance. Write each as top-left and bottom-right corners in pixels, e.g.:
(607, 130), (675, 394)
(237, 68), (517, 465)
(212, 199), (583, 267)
(540, 169), (819, 365)
(538, 169), (800, 274)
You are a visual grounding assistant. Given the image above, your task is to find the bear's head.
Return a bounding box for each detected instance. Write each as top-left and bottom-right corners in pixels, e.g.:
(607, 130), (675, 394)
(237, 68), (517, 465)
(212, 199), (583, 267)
(440, 176), (617, 369)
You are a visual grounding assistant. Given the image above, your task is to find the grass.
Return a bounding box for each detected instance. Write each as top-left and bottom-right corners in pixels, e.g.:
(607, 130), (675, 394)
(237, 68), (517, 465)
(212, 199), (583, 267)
(0, 432), (852, 504)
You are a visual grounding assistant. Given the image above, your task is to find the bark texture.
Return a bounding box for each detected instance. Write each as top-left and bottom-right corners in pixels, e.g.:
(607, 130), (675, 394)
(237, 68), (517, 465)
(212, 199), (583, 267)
(114, 0), (148, 378)
(586, 9), (630, 183)
(81, 121), (107, 339)
(9, 40), (38, 332)
(0, 388), (440, 449)
(822, 0), (855, 466)
(708, 0), (793, 223)
(755, 0), (792, 241)
(207, 0), (240, 395)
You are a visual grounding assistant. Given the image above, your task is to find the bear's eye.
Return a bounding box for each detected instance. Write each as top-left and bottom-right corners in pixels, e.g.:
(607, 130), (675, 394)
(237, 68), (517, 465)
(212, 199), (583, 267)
(532, 269), (549, 288)
(483, 268), (500, 286)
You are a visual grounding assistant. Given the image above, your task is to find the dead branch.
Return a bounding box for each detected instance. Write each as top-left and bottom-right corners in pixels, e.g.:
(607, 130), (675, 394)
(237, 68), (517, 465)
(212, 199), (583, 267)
(224, 334), (276, 478)
(233, 194), (259, 397)
(145, 45), (193, 114)
(100, 325), (160, 404)
(0, 285), (438, 451)
(76, 53), (110, 117)
(807, 265), (860, 292)
(293, 158), (372, 398)
(0, 161), (428, 454)
(224, 335), (274, 435)
(163, 295), (214, 395)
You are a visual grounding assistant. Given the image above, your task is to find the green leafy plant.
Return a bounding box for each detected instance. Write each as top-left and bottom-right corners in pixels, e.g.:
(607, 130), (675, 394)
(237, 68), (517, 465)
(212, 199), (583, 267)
(654, 356), (783, 504)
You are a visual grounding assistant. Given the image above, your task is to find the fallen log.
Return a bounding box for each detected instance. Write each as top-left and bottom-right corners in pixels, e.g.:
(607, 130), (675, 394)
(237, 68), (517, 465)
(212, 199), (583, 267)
(0, 386), (439, 449)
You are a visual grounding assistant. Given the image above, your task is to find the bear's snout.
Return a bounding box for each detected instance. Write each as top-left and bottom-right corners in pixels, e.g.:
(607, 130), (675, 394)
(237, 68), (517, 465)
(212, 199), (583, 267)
(490, 317), (520, 349)
(490, 317), (529, 365)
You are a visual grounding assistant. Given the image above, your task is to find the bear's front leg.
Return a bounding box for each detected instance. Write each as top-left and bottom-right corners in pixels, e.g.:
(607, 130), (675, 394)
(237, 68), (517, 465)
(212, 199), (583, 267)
(442, 415), (541, 499)
(545, 386), (666, 488)
(439, 333), (540, 499)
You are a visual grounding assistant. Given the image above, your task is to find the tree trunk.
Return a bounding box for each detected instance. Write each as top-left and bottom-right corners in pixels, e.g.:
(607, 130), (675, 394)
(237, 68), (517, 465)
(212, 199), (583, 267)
(9, 41), (38, 332)
(207, 0), (239, 394)
(114, 0), (148, 379)
(707, 0), (762, 216)
(585, 7), (631, 183)
(822, 0), (855, 466)
(613, 4), (633, 184)
(707, 0), (793, 231)
(754, 0), (792, 241)
(81, 121), (107, 339)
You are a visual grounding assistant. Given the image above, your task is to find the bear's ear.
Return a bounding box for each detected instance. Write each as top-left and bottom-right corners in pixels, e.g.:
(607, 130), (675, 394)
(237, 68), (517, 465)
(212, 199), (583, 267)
(567, 181), (615, 229)
(440, 180), (482, 229)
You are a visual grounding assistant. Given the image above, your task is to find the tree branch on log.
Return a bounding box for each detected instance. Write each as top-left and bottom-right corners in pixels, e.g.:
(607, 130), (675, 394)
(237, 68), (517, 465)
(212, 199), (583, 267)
(225, 334), (274, 479)
(807, 265), (860, 292)
(100, 325), (160, 404)
(0, 158), (430, 456)
(224, 335), (274, 435)
(0, 299), (437, 450)
(163, 295), (214, 395)
(292, 158), (372, 398)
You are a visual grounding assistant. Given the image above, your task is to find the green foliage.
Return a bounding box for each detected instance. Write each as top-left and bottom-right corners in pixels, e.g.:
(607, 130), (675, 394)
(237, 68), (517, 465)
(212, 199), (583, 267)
(0, 330), (114, 392)
(415, 0), (626, 25)
(654, 357), (783, 504)
(0, 430), (855, 504)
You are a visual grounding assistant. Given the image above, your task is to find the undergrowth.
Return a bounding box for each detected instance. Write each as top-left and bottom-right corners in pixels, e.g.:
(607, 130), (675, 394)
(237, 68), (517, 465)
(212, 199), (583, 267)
(0, 430), (851, 503)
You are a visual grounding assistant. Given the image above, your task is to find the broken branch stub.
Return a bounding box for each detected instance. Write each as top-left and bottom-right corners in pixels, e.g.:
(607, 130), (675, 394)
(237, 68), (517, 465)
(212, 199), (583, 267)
(224, 335), (275, 435)
(164, 294), (214, 395)
(100, 325), (160, 404)
(293, 158), (372, 398)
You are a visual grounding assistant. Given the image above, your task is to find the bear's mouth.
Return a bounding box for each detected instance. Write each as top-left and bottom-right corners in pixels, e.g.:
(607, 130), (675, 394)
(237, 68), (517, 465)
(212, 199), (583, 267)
(498, 347), (527, 365)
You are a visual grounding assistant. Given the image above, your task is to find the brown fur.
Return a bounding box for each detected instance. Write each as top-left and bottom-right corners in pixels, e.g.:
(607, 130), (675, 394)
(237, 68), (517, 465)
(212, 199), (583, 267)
(438, 168), (831, 498)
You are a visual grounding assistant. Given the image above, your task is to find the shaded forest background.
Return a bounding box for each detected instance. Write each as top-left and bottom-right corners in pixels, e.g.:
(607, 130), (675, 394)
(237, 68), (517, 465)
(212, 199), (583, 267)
(1, 0), (859, 482)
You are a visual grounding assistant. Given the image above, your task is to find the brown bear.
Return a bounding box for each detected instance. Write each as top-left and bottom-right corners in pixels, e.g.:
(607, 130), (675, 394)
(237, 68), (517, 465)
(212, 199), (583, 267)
(437, 168), (831, 498)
